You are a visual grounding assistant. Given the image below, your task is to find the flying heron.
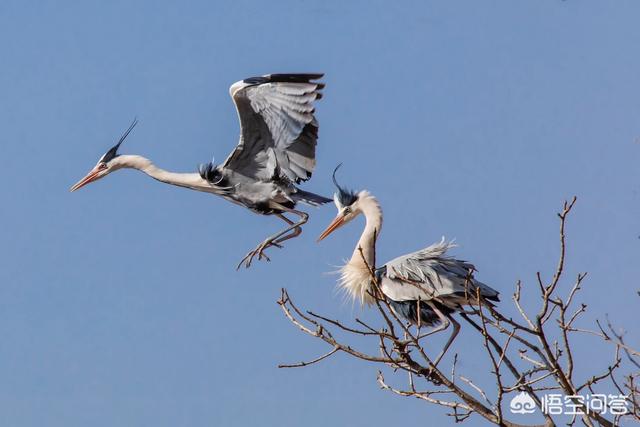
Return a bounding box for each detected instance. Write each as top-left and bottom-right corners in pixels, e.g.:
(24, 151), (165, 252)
(317, 166), (500, 367)
(71, 73), (330, 269)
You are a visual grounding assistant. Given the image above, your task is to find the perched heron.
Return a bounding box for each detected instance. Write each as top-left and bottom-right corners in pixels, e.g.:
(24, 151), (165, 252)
(71, 73), (331, 268)
(317, 166), (500, 366)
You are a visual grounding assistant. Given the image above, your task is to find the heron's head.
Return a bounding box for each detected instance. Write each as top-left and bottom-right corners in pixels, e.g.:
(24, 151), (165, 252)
(70, 119), (137, 192)
(318, 164), (369, 241)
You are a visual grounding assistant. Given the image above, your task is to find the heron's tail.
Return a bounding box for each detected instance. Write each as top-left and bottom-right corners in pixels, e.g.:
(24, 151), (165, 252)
(292, 189), (332, 207)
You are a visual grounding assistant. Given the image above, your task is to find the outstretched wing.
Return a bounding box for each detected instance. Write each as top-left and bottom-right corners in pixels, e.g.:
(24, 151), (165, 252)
(380, 238), (499, 303)
(222, 73), (324, 183)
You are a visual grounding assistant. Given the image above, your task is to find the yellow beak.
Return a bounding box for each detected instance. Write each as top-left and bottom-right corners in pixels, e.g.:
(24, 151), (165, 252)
(70, 166), (103, 192)
(317, 215), (346, 242)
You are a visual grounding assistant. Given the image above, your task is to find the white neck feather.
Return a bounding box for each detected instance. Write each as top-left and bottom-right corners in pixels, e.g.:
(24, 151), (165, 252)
(339, 192), (383, 306)
(113, 155), (210, 191)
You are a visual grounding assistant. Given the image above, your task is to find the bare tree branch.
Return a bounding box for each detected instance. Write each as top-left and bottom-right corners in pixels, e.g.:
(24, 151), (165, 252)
(277, 197), (638, 426)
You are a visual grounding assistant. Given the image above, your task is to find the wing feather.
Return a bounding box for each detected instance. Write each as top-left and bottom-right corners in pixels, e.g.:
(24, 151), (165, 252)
(381, 238), (499, 303)
(222, 73), (324, 183)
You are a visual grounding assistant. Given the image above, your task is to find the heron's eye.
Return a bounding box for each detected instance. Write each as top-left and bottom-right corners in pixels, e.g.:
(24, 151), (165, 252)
(99, 163), (108, 170)
(343, 207), (351, 215)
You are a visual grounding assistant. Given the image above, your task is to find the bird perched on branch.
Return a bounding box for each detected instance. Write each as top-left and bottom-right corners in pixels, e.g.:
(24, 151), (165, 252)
(317, 165), (500, 366)
(71, 73), (330, 268)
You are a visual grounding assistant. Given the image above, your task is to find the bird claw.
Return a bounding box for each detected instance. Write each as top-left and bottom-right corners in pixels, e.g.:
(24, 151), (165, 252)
(236, 240), (282, 269)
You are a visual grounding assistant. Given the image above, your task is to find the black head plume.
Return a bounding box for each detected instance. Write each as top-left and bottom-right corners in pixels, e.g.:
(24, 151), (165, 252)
(332, 163), (358, 207)
(100, 118), (138, 163)
(199, 158), (224, 185)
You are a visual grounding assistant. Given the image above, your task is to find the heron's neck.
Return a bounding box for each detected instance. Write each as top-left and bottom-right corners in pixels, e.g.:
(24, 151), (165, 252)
(350, 193), (383, 270)
(114, 155), (205, 190)
(339, 192), (383, 306)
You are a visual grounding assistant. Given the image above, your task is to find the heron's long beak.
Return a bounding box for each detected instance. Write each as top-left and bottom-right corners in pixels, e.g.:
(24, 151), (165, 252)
(70, 167), (102, 192)
(317, 215), (345, 242)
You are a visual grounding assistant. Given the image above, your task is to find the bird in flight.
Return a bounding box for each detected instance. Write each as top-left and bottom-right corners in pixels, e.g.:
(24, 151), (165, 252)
(71, 73), (330, 269)
(317, 166), (499, 367)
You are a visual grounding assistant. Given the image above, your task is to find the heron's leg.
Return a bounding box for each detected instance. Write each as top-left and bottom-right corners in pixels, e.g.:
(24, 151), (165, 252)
(237, 207), (308, 269)
(271, 214), (303, 246)
(416, 322), (450, 340)
(246, 214), (296, 251)
(416, 303), (450, 340)
(426, 301), (460, 369)
(254, 209), (307, 257)
(258, 207), (308, 250)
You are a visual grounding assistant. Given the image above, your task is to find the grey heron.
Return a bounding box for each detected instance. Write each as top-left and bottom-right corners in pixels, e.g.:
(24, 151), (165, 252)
(70, 73), (330, 269)
(317, 166), (500, 366)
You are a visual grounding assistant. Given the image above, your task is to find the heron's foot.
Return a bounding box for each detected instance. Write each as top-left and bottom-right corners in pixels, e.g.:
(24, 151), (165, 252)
(236, 240), (283, 270)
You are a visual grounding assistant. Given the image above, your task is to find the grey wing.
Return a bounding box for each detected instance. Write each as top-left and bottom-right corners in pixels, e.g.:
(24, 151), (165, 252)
(380, 238), (499, 303)
(222, 73), (324, 183)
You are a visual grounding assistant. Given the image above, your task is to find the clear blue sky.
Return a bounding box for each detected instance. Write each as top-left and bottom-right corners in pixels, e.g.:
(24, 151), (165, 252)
(1, 1), (638, 426)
